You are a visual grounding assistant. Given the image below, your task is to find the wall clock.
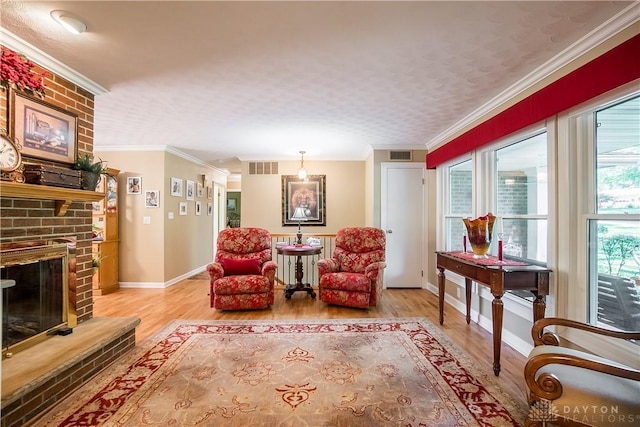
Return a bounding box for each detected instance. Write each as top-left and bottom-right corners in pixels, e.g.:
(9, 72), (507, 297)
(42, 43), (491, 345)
(0, 133), (25, 182)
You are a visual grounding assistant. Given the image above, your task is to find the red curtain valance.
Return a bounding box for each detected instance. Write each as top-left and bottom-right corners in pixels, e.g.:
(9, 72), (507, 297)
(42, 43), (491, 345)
(426, 33), (640, 169)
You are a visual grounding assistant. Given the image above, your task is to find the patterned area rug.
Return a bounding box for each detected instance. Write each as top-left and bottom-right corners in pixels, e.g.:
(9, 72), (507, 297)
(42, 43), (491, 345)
(34, 318), (526, 426)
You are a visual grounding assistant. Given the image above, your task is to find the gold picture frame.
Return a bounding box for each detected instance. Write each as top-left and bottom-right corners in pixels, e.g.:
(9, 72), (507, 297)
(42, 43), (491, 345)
(8, 89), (78, 165)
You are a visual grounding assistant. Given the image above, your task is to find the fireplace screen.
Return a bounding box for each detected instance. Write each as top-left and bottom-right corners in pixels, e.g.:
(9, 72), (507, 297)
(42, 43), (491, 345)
(1, 241), (71, 357)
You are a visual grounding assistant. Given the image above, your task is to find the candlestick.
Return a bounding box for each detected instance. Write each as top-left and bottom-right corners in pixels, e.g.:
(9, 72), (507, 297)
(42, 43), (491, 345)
(463, 235), (467, 252)
(498, 235), (503, 261)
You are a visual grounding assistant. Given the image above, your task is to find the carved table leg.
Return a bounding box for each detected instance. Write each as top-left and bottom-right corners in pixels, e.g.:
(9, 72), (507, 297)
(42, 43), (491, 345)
(491, 293), (504, 376)
(437, 267), (445, 325)
(465, 278), (472, 324)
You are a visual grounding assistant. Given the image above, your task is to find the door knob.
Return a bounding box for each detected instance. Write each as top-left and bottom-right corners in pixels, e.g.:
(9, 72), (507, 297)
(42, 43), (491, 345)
(386, 229), (392, 233)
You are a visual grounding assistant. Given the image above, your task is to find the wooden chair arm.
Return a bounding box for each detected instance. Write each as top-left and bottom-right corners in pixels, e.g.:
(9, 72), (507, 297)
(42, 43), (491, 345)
(531, 317), (640, 346)
(525, 352), (640, 401)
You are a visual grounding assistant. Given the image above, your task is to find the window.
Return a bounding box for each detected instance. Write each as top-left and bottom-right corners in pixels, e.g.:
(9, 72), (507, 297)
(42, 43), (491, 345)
(443, 159), (472, 251)
(495, 133), (548, 263)
(587, 95), (640, 333)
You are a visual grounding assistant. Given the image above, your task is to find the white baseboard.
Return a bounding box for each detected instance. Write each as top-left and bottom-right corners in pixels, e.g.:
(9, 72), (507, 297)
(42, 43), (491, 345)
(117, 266), (207, 289)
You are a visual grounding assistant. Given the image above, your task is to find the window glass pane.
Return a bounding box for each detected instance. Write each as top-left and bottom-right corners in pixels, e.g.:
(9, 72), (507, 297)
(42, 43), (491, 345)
(588, 219), (640, 333)
(595, 96), (640, 214)
(446, 217), (466, 252)
(496, 133), (548, 216)
(502, 218), (547, 263)
(449, 160), (472, 215)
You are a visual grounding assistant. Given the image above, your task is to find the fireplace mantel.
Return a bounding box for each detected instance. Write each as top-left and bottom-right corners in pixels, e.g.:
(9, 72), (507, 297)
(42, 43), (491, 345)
(0, 181), (103, 216)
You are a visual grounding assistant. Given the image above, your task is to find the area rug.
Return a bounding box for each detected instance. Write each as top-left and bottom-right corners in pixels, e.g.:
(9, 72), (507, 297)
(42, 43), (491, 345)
(34, 318), (527, 426)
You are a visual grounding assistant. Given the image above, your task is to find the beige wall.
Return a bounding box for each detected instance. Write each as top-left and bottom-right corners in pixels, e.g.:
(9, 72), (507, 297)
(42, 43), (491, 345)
(95, 148), (227, 285)
(240, 160), (367, 233)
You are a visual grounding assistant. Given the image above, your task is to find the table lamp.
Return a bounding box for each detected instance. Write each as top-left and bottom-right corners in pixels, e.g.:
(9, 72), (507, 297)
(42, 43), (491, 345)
(291, 206), (307, 246)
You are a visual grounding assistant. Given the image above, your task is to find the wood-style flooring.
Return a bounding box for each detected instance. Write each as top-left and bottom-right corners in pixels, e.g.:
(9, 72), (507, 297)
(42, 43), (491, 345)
(93, 279), (530, 410)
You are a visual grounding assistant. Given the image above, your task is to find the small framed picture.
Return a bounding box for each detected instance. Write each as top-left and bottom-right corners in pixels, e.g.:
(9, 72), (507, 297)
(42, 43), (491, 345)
(145, 190), (159, 208)
(196, 182), (203, 198)
(179, 202), (187, 215)
(207, 186), (212, 199)
(207, 202), (212, 216)
(127, 177), (141, 194)
(170, 177), (183, 197)
(186, 180), (195, 201)
(195, 201), (202, 215)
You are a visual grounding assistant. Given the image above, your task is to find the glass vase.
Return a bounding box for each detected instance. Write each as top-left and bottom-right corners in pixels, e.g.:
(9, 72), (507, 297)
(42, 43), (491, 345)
(462, 214), (496, 258)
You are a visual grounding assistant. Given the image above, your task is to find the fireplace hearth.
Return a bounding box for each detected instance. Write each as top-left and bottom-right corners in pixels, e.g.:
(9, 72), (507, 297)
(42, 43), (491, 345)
(1, 238), (77, 359)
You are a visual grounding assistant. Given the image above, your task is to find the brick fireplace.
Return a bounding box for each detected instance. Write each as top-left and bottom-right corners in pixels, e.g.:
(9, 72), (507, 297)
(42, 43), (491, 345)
(0, 50), (138, 427)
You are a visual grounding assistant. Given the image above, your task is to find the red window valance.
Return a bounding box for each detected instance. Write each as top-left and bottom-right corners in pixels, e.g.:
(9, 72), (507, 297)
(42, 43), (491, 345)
(426, 33), (640, 169)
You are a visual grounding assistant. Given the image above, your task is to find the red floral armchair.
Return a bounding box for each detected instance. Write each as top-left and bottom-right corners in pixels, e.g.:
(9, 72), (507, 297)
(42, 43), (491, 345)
(207, 227), (277, 310)
(317, 227), (386, 308)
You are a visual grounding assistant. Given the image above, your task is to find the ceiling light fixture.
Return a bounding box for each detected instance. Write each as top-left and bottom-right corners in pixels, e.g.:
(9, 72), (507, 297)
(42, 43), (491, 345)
(51, 10), (87, 35)
(297, 151), (307, 180)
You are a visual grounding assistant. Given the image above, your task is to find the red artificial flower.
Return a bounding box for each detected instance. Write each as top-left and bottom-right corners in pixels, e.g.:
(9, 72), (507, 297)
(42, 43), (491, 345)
(0, 46), (49, 98)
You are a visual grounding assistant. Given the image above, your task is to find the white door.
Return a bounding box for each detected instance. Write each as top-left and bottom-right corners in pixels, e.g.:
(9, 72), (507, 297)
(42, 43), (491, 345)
(381, 163), (425, 288)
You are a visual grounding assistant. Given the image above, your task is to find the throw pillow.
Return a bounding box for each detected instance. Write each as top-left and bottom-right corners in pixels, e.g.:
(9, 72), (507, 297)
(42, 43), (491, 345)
(220, 258), (261, 276)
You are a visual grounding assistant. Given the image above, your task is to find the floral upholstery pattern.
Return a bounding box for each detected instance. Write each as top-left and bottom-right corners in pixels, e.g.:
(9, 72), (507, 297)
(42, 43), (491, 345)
(318, 227), (386, 308)
(207, 227), (277, 310)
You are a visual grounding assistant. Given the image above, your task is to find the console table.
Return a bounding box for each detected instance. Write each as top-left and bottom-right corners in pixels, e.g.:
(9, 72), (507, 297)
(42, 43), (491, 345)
(436, 251), (550, 376)
(277, 245), (323, 299)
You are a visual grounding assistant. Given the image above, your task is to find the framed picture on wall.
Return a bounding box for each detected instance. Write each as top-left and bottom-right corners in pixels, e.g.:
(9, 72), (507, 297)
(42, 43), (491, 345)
(9, 89), (78, 165)
(195, 201), (202, 215)
(282, 174), (326, 226)
(179, 202), (187, 215)
(186, 180), (195, 201)
(127, 176), (141, 194)
(145, 190), (159, 208)
(207, 202), (212, 216)
(170, 177), (183, 197)
(196, 182), (203, 198)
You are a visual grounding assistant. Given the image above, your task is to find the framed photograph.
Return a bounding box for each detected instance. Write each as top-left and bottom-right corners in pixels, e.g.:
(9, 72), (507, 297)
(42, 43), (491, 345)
(9, 89), (78, 165)
(170, 177), (183, 197)
(207, 186), (212, 199)
(186, 180), (195, 201)
(207, 202), (212, 216)
(145, 190), (159, 208)
(195, 201), (202, 215)
(127, 176), (141, 194)
(282, 174), (326, 226)
(227, 198), (236, 212)
(196, 182), (203, 198)
(179, 202), (187, 215)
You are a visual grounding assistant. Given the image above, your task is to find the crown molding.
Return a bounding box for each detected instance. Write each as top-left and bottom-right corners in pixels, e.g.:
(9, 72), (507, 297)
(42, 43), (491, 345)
(95, 144), (228, 174)
(426, 3), (640, 151)
(0, 27), (108, 95)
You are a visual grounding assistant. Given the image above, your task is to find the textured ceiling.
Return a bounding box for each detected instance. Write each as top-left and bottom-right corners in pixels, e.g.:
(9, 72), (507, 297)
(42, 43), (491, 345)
(0, 1), (634, 172)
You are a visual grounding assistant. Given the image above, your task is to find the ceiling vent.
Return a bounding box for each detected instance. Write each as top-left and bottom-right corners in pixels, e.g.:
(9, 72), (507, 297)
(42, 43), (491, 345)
(249, 162), (279, 175)
(389, 150), (412, 161)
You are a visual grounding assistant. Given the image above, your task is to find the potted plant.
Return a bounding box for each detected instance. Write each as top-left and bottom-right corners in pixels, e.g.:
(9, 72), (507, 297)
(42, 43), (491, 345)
(75, 154), (108, 190)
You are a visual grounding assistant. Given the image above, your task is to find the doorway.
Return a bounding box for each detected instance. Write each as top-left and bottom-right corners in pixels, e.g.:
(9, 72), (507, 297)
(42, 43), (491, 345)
(381, 163), (425, 288)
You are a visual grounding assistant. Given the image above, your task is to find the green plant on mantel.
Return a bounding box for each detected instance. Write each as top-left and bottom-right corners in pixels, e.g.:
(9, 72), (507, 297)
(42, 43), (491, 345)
(74, 154), (109, 175)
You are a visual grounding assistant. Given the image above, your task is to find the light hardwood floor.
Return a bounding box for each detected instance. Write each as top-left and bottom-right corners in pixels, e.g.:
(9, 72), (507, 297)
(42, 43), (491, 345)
(93, 279), (530, 410)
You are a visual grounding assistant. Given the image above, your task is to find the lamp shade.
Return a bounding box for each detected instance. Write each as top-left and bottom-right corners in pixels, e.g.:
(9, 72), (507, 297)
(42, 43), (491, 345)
(291, 206), (307, 221)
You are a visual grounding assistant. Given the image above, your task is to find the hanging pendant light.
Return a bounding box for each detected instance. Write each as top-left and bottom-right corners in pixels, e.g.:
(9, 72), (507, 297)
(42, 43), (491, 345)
(297, 151), (307, 180)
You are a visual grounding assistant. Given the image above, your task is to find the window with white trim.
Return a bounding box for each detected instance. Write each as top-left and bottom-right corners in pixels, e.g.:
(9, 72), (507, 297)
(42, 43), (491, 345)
(586, 95), (640, 334)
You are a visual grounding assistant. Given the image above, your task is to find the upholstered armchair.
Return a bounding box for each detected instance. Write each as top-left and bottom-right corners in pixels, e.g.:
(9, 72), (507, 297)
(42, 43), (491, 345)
(207, 227), (277, 310)
(317, 227), (386, 308)
(524, 317), (640, 426)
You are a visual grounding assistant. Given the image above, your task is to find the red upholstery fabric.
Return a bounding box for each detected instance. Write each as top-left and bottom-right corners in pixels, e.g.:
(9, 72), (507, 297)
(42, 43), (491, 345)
(207, 227), (277, 310)
(318, 227), (386, 309)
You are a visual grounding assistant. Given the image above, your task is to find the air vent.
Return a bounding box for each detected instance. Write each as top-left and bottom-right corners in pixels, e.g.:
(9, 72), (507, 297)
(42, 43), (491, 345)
(249, 162), (279, 175)
(389, 150), (412, 161)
